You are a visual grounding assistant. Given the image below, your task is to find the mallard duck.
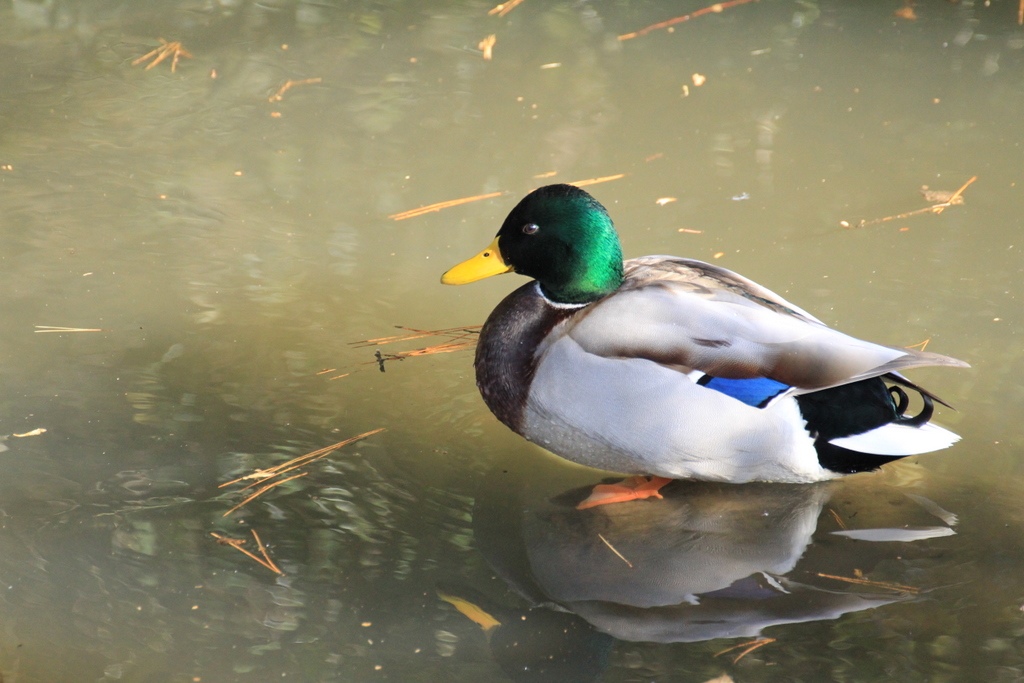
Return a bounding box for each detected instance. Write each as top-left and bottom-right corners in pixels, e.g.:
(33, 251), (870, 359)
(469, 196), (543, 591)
(441, 184), (968, 505)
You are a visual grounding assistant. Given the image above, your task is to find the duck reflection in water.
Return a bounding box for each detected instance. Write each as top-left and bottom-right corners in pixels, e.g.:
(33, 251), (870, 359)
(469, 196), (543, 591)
(439, 463), (957, 681)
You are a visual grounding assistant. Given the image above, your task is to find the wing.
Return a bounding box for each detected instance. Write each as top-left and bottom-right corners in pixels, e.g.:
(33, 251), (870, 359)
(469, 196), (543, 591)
(563, 257), (969, 392)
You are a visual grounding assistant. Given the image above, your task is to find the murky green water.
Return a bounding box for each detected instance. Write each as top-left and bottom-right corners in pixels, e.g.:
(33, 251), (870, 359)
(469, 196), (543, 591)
(0, 0), (1022, 680)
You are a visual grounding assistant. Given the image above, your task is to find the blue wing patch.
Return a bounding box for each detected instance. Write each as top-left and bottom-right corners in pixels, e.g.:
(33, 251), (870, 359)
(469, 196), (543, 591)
(698, 375), (790, 408)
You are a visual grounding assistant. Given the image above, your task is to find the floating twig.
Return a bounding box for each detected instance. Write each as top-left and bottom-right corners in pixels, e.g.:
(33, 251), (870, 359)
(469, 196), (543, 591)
(927, 175), (977, 210)
(597, 533), (633, 568)
(222, 472), (309, 517)
(828, 508), (848, 530)
(488, 0), (526, 17)
(269, 77), (323, 102)
(817, 572), (919, 593)
(906, 338), (930, 352)
(894, 2), (917, 21)
(35, 326), (105, 333)
(250, 529), (283, 574)
(12, 428), (46, 438)
(389, 174), (622, 222)
(568, 174), (626, 188)
(714, 638), (776, 664)
(219, 428), (386, 492)
(211, 531), (284, 574)
(842, 176), (976, 229)
(437, 589), (502, 631)
(389, 192), (505, 221)
(351, 326), (482, 348)
(132, 38), (193, 72)
(371, 342), (477, 364)
(478, 34), (497, 60)
(619, 0), (760, 41)
(214, 429), (386, 585)
(389, 174), (625, 221)
(349, 326), (481, 369)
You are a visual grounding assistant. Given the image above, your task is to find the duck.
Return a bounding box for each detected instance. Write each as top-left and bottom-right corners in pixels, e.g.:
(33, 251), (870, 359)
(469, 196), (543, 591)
(441, 184), (969, 507)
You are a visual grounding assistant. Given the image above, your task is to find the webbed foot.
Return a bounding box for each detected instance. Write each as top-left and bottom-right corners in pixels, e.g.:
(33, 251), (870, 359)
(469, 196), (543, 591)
(576, 476), (673, 510)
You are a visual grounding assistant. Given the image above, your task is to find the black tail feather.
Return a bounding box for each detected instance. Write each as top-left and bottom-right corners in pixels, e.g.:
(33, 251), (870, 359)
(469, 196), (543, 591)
(887, 385), (934, 427)
(883, 372), (955, 410)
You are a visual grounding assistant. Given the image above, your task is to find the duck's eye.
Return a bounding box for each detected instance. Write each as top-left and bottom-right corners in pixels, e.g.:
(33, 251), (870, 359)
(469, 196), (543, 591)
(522, 223), (539, 235)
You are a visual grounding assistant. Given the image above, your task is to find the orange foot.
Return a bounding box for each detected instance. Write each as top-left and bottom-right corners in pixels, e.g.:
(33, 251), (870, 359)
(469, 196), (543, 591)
(576, 476), (673, 510)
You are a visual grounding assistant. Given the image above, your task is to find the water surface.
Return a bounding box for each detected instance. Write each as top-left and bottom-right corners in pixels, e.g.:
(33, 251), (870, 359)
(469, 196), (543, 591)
(0, 1), (1022, 681)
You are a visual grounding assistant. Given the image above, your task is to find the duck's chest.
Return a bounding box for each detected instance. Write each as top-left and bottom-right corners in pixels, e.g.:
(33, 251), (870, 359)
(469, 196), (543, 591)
(474, 283), (578, 432)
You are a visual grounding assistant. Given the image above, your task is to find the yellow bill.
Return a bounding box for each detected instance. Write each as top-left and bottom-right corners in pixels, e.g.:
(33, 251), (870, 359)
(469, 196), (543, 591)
(441, 236), (513, 285)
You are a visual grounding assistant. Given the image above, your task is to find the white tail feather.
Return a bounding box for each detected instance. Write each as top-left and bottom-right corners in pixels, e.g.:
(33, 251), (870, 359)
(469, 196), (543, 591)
(828, 422), (960, 456)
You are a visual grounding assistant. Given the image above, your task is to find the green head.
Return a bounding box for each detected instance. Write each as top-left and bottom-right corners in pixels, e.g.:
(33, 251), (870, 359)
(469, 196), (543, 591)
(442, 184), (624, 304)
